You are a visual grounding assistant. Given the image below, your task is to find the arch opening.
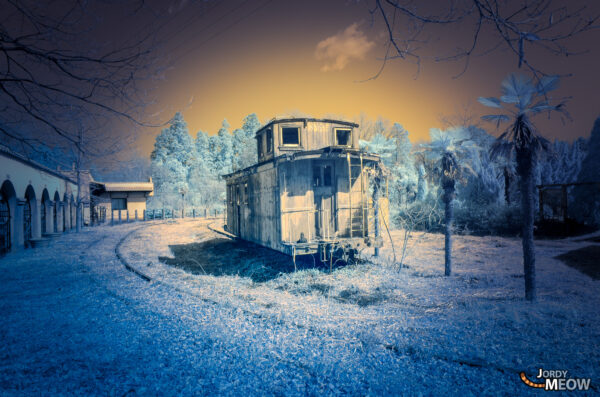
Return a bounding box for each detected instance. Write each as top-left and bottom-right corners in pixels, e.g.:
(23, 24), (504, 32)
(24, 185), (36, 244)
(41, 189), (50, 235)
(1, 180), (17, 255)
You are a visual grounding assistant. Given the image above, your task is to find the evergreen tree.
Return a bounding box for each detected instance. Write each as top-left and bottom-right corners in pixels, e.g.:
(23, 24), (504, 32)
(214, 119), (233, 174)
(150, 112), (193, 206)
(233, 113), (260, 170)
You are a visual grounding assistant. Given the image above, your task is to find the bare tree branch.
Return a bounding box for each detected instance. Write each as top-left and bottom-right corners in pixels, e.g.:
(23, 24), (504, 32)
(370, 0), (600, 80)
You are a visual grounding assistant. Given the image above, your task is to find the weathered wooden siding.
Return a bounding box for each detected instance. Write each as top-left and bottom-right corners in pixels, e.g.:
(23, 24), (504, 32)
(272, 121), (357, 158)
(334, 157), (367, 238)
(279, 159), (314, 244)
(226, 162), (280, 251)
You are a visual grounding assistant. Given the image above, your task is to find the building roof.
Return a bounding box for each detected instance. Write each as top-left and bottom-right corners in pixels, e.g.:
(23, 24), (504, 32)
(98, 181), (154, 192)
(0, 145), (77, 185)
(223, 147), (382, 180)
(255, 117), (359, 137)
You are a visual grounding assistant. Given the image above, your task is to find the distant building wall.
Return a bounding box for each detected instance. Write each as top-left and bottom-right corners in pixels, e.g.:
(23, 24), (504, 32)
(1, 148), (80, 254)
(94, 191), (149, 221)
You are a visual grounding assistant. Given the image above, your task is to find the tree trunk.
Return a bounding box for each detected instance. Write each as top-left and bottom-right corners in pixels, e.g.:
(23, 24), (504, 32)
(504, 167), (511, 205)
(517, 148), (536, 301)
(443, 185), (454, 276)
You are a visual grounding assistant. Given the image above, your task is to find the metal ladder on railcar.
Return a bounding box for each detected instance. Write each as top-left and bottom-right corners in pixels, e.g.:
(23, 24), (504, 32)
(347, 153), (367, 238)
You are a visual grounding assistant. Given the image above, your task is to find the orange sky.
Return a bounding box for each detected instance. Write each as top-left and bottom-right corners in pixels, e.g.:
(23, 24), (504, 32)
(137, 0), (600, 154)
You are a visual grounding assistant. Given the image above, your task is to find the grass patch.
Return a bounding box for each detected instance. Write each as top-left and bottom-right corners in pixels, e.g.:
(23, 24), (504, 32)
(335, 286), (387, 307)
(159, 238), (297, 282)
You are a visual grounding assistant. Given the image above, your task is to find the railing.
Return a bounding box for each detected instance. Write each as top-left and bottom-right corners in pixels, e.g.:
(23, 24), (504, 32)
(91, 207), (224, 226)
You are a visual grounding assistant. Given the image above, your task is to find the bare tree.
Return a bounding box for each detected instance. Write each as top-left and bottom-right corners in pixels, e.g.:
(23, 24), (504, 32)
(369, 0), (599, 79)
(0, 1), (163, 153)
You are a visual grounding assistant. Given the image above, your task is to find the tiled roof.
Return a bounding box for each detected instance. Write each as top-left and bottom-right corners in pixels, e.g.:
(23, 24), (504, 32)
(101, 182), (154, 192)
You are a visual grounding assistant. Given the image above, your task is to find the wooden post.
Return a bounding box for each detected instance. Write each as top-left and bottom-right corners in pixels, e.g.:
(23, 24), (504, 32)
(143, 210), (146, 221)
(193, 209), (196, 218)
(538, 188), (544, 221)
(126, 210), (130, 222)
(204, 208), (207, 218)
(373, 176), (380, 257)
(162, 208), (165, 219)
(135, 210), (138, 221)
(111, 210), (114, 226)
(118, 210), (122, 223)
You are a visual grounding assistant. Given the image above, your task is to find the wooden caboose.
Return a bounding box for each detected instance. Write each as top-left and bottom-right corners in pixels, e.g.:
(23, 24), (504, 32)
(224, 117), (388, 261)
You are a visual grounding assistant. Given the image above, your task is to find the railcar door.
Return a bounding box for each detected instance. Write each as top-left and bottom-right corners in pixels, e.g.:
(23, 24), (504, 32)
(313, 162), (335, 239)
(0, 193), (10, 255)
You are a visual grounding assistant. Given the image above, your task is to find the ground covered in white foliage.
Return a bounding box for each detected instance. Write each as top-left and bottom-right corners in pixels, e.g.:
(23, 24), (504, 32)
(1, 219), (598, 395)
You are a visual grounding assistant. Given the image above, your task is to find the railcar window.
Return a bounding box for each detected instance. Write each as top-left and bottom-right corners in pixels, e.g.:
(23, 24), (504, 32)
(266, 128), (273, 153)
(335, 128), (352, 146)
(281, 127), (300, 146)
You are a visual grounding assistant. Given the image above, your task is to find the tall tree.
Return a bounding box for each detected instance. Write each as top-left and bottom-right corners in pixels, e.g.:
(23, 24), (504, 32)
(421, 127), (477, 276)
(479, 73), (567, 301)
(210, 119), (233, 175)
(233, 113), (260, 170)
(150, 113), (193, 205)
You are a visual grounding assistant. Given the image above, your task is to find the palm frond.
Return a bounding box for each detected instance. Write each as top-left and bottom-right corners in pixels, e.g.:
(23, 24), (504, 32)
(501, 73), (535, 110)
(536, 75), (560, 94)
(481, 114), (510, 128)
(478, 97), (502, 108)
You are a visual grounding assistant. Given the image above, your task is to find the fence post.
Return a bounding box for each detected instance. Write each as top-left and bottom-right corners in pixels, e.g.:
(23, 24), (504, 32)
(193, 209), (195, 218)
(118, 210), (122, 223)
(111, 210), (114, 226)
(204, 208), (207, 218)
(126, 210), (130, 222)
(162, 208), (165, 219)
(135, 210), (138, 221)
(143, 210), (146, 221)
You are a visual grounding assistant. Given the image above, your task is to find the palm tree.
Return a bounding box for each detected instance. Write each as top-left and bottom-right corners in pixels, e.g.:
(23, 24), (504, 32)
(479, 74), (568, 301)
(421, 127), (477, 276)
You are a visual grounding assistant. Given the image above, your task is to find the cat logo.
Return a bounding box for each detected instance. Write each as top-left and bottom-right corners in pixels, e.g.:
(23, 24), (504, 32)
(520, 369), (592, 391)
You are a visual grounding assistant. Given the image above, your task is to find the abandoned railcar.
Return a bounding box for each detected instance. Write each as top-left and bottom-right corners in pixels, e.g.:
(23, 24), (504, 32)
(224, 117), (388, 261)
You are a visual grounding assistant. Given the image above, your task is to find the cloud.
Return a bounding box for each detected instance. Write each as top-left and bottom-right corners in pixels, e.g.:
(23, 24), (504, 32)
(315, 23), (375, 72)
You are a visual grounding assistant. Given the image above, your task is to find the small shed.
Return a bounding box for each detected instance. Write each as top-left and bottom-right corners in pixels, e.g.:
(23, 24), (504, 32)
(90, 178), (154, 222)
(224, 117), (388, 261)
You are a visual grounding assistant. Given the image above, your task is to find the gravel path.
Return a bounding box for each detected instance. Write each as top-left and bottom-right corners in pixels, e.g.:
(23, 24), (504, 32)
(0, 221), (588, 395)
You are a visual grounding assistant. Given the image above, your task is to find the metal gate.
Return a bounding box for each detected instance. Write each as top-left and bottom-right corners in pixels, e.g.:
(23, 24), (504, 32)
(0, 194), (10, 255)
(24, 199), (32, 243)
(41, 200), (46, 234)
